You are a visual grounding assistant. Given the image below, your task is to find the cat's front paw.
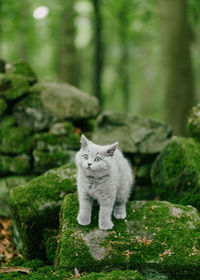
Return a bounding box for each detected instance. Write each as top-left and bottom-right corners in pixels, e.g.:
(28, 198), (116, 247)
(99, 220), (114, 230)
(77, 214), (91, 226)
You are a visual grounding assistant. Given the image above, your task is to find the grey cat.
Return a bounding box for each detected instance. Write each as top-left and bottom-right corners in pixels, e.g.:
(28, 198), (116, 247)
(75, 135), (134, 230)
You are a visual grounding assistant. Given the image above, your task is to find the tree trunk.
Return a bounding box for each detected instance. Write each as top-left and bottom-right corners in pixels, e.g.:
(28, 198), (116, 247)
(118, 1), (130, 112)
(57, 1), (79, 86)
(19, 0), (29, 60)
(93, 0), (103, 107)
(158, 0), (195, 136)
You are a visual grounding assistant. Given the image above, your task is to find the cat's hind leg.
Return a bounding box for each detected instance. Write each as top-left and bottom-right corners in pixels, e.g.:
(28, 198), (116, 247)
(113, 202), (126, 219)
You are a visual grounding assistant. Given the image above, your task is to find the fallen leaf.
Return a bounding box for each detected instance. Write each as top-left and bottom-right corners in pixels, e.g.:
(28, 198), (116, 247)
(0, 266), (31, 274)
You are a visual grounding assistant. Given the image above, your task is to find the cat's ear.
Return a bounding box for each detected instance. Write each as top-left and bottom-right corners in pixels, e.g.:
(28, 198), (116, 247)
(81, 134), (90, 149)
(106, 142), (118, 156)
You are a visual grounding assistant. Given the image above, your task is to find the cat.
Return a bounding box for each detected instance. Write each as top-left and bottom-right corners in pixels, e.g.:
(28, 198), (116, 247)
(75, 134), (134, 230)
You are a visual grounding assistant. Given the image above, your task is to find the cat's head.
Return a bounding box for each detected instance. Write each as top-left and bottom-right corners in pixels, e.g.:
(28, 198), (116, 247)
(76, 134), (118, 173)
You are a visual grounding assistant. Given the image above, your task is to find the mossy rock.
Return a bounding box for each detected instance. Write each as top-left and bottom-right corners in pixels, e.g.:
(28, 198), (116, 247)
(92, 111), (172, 154)
(151, 137), (200, 210)
(187, 103), (200, 139)
(0, 97), (7, 115)
(56, 194), (200, 278)
(13, 93), (55, 132)
(33, 131), (80, 151)
(32, 131), (80, 173)
(0, 73), (29, 101)
(6, 61), (37, 85)
(0, 127), (33, 154)
(49, 121), (74, 136)
(0, 176), (34, 217)
(13, 81), (100, 131)
(33, 149), (76, 174)
(0, 115), (16, 128)
(9, 163), (77, 259)
(0, 154), (31, 175)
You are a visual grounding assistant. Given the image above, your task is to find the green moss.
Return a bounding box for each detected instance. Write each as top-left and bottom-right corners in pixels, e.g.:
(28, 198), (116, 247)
(33, 149), (74, 174)
(0, 257), (72, 280)
(33, 131), (80, 151)
(0, 98), (7, 115)
(9, 163), (77, 259)
(0, 127), (33, 154)
(0, 154), (31, 175)
(0, 176), (34, 217)
(0, 116), (16, 128)
(43, 228), (59, 264)
(151, 137), (200, 209)
(7, 61), (37, 85)
(57, 194), (200, 277)
(0, 74), (29, 101)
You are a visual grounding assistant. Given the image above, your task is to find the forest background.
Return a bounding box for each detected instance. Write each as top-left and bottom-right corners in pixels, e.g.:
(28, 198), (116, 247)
(0, 0), (200, 136)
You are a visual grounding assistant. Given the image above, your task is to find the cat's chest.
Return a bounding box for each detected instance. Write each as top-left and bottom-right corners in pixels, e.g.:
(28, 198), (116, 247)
(84, 175), (110, 196)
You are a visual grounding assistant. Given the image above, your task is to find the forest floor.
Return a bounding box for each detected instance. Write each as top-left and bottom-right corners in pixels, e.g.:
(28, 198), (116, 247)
(0, 218), (21, 266)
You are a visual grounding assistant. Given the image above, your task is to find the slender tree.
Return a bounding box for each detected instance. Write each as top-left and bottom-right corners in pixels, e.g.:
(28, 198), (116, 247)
(117, 0), (131, 112)
(18, 0), (29, 60)
(158, 0), (195, 135)
(93, 0), (103, 107)
(57, 0), (79, 86)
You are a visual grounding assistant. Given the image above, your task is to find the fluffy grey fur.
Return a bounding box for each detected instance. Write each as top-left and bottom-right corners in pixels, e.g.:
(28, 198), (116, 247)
(75, 135), (134, 230)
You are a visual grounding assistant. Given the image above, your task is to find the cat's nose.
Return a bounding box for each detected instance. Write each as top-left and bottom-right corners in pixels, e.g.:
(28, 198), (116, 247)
(88, 163), (92, 167)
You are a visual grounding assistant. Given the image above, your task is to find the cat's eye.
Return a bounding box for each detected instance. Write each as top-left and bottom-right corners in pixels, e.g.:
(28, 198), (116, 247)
(94, 157), (101, 162)
(82, 154), (88, 160)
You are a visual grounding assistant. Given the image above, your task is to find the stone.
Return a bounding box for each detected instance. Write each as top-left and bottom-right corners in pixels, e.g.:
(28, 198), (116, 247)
(0, 126), (33, 154)
(9, 163), (77, 259)
(92, 111), (172, 154)
(0, 98), (7, 115)
(151, 136), (200, 210)
(56, 194), (200, 278)
(0, 176), (33, 217)
(6, 61), (37, 85)
(0, 73), (29, 101)
(187, 103), (200, 139)
(0, 154), (31, 175)
(13, 81), (100, 131)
